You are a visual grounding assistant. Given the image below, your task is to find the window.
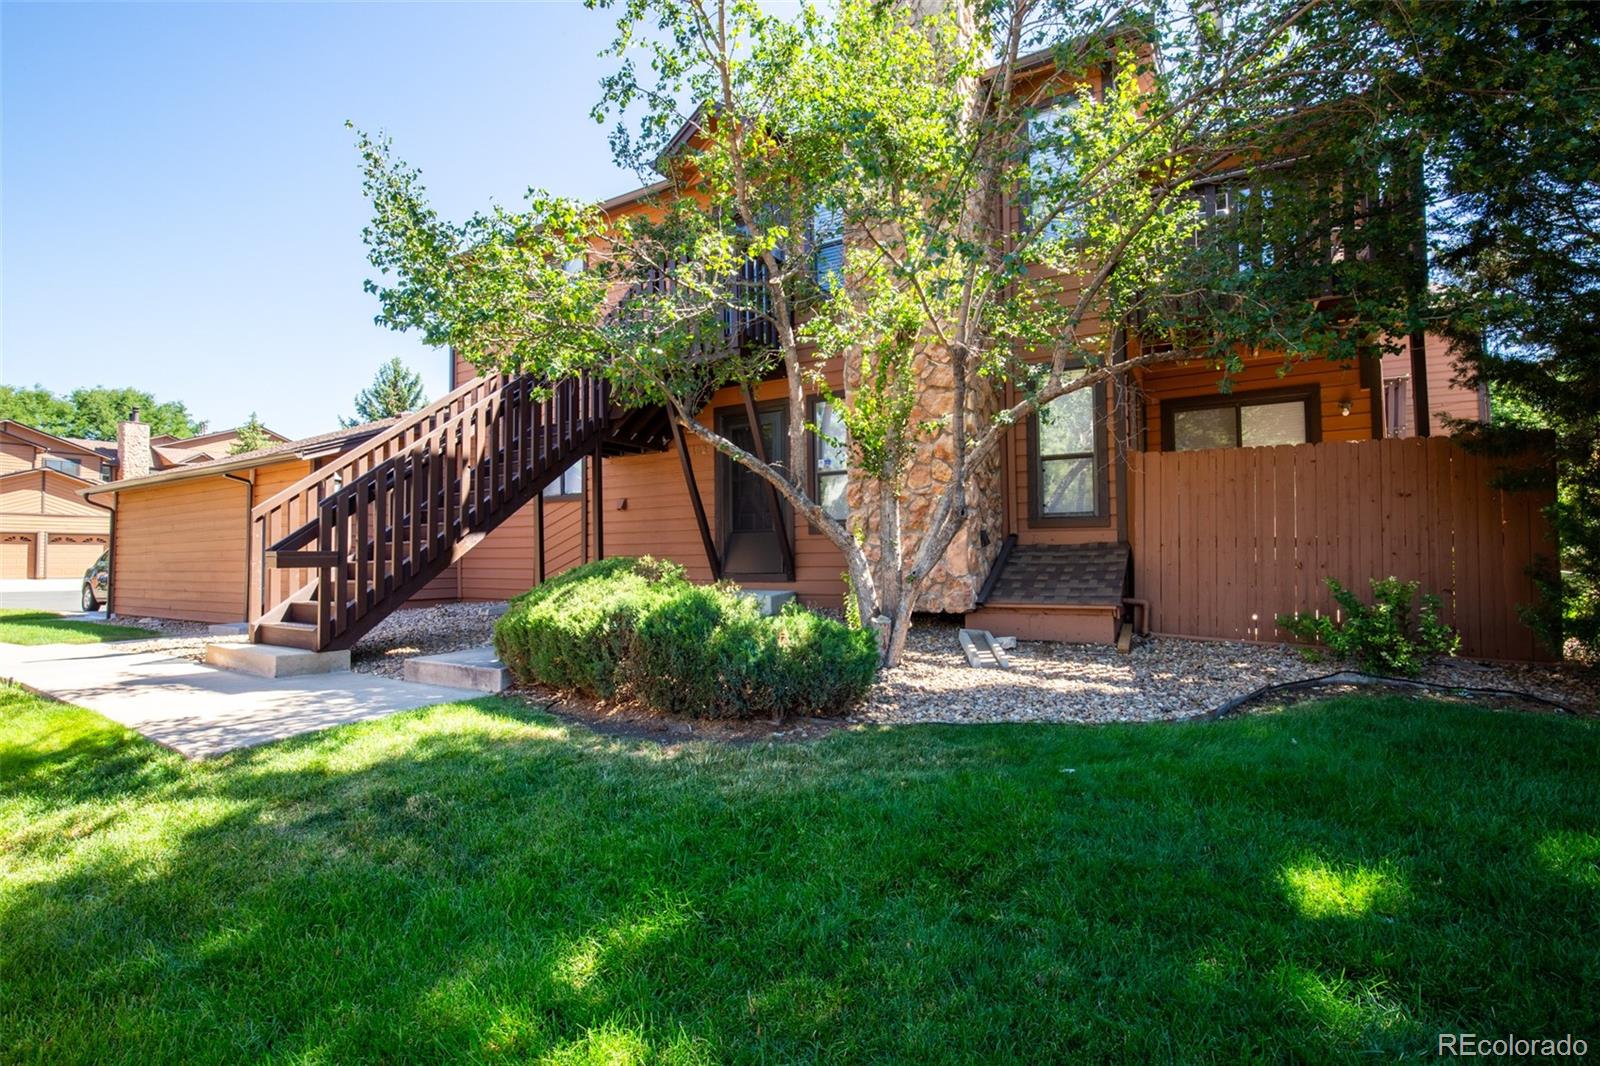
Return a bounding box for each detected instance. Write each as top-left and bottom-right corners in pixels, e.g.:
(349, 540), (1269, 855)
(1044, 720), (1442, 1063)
(1029, 371), (1107, 525)
(810, 400), (848, 522)
(543, 458), (584, 498)
(99, 462), (114, 481)
(1162, 388), (1320, 452)
(1027, 100), (1081, 241)
(1199, 182), (1275, 272)
(813, 205), (844, 290)
(43, 457), (81, 478)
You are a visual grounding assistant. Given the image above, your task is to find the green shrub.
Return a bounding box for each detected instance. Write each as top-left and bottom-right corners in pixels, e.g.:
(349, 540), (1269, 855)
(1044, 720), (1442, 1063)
(768, 602), (880, 716)
(1277, 576), (1462, 677)
(627, 585), (780, 718)
(494, 557), (879, 717)
(493, 556), (686, 697)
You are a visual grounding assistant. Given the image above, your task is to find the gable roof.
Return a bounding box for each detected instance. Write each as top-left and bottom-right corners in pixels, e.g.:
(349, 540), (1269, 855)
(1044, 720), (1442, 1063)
(0, 464), (95, 490)
(82, 417), (402, 498)
(0, 420), (113, 459)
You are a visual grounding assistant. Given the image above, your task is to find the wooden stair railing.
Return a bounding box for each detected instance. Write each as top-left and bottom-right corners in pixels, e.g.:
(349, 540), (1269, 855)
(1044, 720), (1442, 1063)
(248, 372), (610, 652)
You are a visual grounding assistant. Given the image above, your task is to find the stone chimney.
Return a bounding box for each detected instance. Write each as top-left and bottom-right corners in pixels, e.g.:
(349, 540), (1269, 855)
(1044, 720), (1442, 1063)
(116, 408), (151, 481)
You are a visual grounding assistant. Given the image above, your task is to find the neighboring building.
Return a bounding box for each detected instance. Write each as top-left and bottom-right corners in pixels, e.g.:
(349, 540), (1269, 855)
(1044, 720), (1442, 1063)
(0, 421), (115, 579)
(1, 416), (289, 581)
(1380, 333), (1491, 438)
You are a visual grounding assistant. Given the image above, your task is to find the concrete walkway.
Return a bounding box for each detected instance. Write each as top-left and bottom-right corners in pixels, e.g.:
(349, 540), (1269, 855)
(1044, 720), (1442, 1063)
(0, 641), (485, 758)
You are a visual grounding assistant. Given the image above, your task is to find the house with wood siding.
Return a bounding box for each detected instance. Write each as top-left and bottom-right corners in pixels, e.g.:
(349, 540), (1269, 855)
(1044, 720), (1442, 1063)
(96, 48), (1546, 662)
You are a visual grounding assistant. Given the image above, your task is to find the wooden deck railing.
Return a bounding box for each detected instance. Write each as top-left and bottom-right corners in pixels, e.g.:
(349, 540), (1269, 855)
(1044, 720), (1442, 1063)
(248, 371), (610, 651)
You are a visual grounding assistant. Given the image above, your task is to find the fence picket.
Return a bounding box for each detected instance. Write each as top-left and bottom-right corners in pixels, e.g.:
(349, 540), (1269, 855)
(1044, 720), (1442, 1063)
(1129, 438), (1553, 660)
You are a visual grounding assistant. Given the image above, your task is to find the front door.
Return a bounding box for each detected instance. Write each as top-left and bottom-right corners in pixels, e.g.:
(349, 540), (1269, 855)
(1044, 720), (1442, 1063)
(717, 404), (791, 580)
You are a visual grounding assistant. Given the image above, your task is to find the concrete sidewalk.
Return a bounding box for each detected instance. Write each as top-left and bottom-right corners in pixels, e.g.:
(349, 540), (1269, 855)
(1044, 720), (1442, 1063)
(0, 641), (485, 758)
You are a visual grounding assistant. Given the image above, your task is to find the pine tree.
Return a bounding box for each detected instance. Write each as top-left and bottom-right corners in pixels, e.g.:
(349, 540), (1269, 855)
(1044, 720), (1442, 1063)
(345, 357), (426, 427)
(229, 413), (272, 455)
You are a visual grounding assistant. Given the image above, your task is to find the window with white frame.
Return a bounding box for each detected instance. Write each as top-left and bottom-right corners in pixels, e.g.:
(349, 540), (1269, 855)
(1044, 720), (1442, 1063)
(543, 458), (584, 498)
(811, 400), (848, 521)
(813, 205), (844, 290)
(43, 457), (82, 478)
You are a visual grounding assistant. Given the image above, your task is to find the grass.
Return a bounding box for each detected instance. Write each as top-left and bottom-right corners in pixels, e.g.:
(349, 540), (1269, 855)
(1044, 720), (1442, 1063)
(0, 608), (155, 645)
(2, 685), (1597, 1063)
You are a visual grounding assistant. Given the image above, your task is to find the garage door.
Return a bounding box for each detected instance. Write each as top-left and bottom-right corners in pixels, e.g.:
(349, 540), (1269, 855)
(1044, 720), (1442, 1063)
(45, 535), (108, 579)
(0, 535), (36, 579)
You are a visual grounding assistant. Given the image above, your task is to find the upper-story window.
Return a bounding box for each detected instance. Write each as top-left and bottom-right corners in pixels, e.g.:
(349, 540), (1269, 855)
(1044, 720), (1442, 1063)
(1199, 182), (1275, 271)
(543, 458), (584, 499)
(99, 462), (114, 481)
(43, 457), (82, 478)
(1027, 99), (1082, 242)
(810, 399), (848, 521)
(813, 205), (844, 290)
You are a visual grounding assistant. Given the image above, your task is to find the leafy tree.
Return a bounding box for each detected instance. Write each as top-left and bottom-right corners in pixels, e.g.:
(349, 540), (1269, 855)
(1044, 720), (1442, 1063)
(355, 0), (1420, 665)
(0, 385), (205, 440)
(1353, 0), (1600, 652)
(342, 356), (427, 427)
(229, 413), (272, 455)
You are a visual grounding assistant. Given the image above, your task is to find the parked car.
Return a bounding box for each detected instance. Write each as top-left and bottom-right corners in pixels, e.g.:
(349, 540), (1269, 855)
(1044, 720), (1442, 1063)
(82, 551), (110, 611)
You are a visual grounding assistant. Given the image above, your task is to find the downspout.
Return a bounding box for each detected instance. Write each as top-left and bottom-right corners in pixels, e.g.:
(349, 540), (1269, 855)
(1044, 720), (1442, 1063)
(224, 471), (254, 623)
(81, 483), (117, 615)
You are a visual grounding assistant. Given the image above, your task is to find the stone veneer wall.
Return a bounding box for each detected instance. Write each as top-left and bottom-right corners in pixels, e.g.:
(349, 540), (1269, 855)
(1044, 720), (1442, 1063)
(846, 344), (1007, 615)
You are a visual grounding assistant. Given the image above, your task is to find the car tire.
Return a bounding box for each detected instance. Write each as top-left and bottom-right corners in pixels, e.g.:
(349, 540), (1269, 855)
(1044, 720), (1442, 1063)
(82, 585), (99, 612)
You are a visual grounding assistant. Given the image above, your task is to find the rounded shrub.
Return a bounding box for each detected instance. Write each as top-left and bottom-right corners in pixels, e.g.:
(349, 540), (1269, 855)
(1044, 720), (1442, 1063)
(493, 556), (687, 697)
(494, 556), (879, 717)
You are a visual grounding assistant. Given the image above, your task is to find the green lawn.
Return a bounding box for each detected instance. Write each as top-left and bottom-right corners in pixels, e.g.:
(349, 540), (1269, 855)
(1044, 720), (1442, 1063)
(2, 685), (1596, 1063)
(0, 609), (155, 645)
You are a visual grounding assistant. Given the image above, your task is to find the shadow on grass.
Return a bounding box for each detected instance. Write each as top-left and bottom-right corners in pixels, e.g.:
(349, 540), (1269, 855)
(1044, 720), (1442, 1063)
(2, 692), (1597, 1061)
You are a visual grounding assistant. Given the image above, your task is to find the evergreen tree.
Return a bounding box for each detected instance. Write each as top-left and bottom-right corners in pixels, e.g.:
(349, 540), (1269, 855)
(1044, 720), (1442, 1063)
(229, 413), (272, 455)
(344, 357), (426, 426)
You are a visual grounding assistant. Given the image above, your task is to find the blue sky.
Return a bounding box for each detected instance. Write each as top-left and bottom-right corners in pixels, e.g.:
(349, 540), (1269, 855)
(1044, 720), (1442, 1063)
(2, 1), (649, 438)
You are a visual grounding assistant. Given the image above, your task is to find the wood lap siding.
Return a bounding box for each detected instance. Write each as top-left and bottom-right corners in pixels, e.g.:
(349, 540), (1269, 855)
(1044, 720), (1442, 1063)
(1127, 437), (1556, 661)
(601, 377), (848, 608)
(458, 498), (584, 600)
(113, 459), (310, 623)
(1138, 356), (1374, 451)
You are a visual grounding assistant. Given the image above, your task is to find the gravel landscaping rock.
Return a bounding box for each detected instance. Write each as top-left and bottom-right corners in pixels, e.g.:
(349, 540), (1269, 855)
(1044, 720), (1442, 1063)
(109, 604), (1594, 721)
(850, 617), (1596, 724)
(104, 615), (244, 664)
(350, 602), (508, 678)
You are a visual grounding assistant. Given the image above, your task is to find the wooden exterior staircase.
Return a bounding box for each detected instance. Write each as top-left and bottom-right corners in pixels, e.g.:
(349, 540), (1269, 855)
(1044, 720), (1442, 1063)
(247, 372), (610, 652)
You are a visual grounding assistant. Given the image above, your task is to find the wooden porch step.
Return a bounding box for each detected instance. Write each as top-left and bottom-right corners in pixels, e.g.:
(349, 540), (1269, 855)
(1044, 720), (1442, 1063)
(286, 600), (319, 625)
(253, 620), (321, 651)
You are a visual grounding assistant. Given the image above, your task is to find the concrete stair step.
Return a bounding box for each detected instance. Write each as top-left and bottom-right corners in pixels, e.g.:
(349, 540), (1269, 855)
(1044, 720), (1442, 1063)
(402, 647), (511, 693)
(206, 642), (351, 678)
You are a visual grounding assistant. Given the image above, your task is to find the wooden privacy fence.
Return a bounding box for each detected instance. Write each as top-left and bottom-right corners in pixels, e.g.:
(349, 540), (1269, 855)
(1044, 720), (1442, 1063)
(1127, 437), (1557, 661)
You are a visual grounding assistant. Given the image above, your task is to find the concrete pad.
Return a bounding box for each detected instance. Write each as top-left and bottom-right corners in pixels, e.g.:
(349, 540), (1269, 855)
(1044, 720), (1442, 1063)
(208, 622), (249, 637)
(403, 647), (511, 693)
(742, 589), (796, 617)
(206, 642), (350, 678)
(0, 641), (485, 758)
